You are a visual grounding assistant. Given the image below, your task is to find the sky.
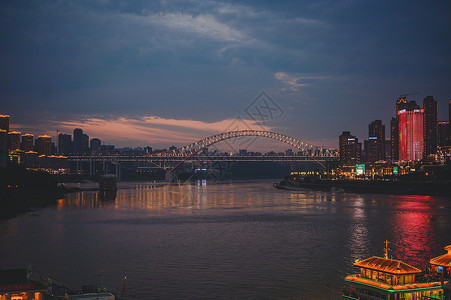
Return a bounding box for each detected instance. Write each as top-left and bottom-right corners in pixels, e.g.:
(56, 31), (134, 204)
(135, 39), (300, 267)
(1, 0), (451, 151)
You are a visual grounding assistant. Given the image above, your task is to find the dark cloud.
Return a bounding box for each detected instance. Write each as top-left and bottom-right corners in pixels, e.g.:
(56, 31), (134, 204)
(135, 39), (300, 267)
(1, 0), (450, 147)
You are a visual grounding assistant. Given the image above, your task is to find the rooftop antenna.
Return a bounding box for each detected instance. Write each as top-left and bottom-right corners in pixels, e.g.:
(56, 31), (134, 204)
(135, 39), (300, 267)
(399, 92), (421, 99)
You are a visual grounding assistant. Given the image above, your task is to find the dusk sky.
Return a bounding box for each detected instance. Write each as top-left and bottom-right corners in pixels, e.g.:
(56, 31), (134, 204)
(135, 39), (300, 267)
(1, 1), (450, 151)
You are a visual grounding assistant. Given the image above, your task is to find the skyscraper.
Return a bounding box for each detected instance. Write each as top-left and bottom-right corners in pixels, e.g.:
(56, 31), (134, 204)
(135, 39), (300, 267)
(392, 96), (409, 161)
(423, 96), (438, 156)
(7, 131), (21, 151)
(21, 134), (34, 152)
(73, 128), (89, 155)
(365, 120), (385, 162)
(437, 121), (450, 146)
(398, 102), (424, 161)
(36, 135), (52, 156)
(73, 128), (83, 155)
(90, 138), (101, 155)
(58, 133), (73, 155)
(0, 115), (10, 132)
(339, 131), (362, 166)
(390, 117), (399, 161)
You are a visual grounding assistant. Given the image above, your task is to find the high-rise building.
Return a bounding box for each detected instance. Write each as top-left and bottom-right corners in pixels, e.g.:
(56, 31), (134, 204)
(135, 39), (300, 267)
(365, 120), (385, 162)
(0, 118), (10, 168)
(423, 96), (438, 156)
(392, 97), (410, 161)
(82, 133), (89, 155)
(0, 129), (7, 168)
(21, 134), (34, 152)
(437, 121), (450, 146)
(449, 99), (451, 142)
(7, 131), (21, 151)
(73, 128), (89, 155)
(396, 96), (408, 112)
(398, 102), (424, 161)
(0, 115), (10, 132)
(90, 138), (101, 155)
(384, 140), (392, 160)
(449, 100), (451, 122)
(390, 117), (399, 161)
(339, 131), (362, 166)
(73, 128), (83, 155)
(58, 133), (72, 155)
(35, 135), (52, 156)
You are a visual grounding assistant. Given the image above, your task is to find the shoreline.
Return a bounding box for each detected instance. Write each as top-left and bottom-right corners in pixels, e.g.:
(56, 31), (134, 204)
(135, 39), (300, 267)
(275, 178), (451, 196)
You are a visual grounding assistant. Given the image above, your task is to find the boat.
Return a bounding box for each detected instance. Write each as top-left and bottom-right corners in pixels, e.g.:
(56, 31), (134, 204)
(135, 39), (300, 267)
(342, 241), (450, 300)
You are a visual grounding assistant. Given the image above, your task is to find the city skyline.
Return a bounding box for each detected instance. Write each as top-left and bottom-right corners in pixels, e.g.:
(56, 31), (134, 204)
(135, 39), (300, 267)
(1, 1), (451, 150)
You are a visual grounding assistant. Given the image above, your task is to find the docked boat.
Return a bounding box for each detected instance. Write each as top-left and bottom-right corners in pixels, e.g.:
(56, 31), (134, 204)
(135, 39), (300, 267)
(342, 241), (450, 300)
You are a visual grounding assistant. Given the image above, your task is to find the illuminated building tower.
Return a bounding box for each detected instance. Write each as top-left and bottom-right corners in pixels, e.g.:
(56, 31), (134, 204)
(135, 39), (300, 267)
(21, 133), (34, 151)
(365, 120), (385, 162)
(391, 96), (409, 161)
(0, 115), (10, 132)
(398, 102), (424, 161)
(437, 121), (450, 146)
(390, 117), (399, 161)
(396, 96), (408, 112)
(7, 131), (21, 151)
(339, 131), (362, 166)
(90, 138), (101, 155)
(58, 133), (72, 155)
(0, 118), (9, 168)
(423, 96), (438, 156)
(35, 135), (52, 156)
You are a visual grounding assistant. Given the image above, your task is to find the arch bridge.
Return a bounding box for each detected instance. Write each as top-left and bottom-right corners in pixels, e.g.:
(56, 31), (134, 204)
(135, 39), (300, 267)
(153, 130), (337, 171)
(67, 130), (338, 177)
(156, 130), (336, 157)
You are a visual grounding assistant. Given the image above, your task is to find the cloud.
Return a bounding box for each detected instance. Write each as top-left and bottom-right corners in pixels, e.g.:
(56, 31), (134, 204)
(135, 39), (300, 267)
(274, 72), (331, 92)
(141, 12), (246, 42)
(36, 115), (272, 148)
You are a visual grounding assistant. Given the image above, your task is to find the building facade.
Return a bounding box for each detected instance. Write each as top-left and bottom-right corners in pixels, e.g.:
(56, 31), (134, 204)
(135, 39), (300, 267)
(58, 133), (73, 155)
(423, 96), (438, 156)
(7, 131), (21, 151)
(0, 114), (10, 132)
(21, 134), (34, 152)
(390, 117), (399, 161)
(90, 138), (101, 155)
(35, 135), (52, 156)
(398, 106), (424, 161)
(365, 120), (385, 162)
(438, 121), (450, 147)
(339, 131), (362, 166)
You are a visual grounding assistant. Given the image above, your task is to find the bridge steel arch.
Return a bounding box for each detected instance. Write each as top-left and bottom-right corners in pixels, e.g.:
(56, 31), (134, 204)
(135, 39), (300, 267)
(152, 130), (337, 171)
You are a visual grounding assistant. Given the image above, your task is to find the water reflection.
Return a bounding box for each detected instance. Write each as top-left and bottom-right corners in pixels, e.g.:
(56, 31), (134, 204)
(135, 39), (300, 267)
(390, 195), (438, 269)
(348, 196), (370, 264)
(1, 181), (451, 299)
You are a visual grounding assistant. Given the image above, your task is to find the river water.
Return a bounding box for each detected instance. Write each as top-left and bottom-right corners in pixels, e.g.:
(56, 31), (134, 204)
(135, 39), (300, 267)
(1, 180), (450, 299)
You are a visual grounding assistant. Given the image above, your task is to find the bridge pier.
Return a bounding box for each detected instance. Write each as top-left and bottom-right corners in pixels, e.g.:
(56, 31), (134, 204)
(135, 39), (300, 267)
(115, 162), (121, 182)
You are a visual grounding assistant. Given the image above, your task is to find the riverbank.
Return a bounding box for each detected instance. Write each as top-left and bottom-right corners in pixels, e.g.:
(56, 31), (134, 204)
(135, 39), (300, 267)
(275, 177), (451, 196)
(0, 164), (59, 219)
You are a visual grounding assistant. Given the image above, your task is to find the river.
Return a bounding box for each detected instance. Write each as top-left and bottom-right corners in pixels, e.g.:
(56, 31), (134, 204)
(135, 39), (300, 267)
(1, 180), (450, 299)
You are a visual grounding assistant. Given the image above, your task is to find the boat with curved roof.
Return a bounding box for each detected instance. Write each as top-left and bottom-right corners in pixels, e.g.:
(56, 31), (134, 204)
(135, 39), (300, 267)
(342, 241), (450, 300)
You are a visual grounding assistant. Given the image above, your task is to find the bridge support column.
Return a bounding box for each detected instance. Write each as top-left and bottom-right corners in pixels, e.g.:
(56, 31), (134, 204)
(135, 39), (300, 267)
(89, 159), (94, 176)
(115, 162), (121, 182)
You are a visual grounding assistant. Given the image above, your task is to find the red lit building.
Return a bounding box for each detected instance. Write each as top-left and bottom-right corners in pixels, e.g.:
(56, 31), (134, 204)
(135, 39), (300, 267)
(398, 107), (424, 161)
